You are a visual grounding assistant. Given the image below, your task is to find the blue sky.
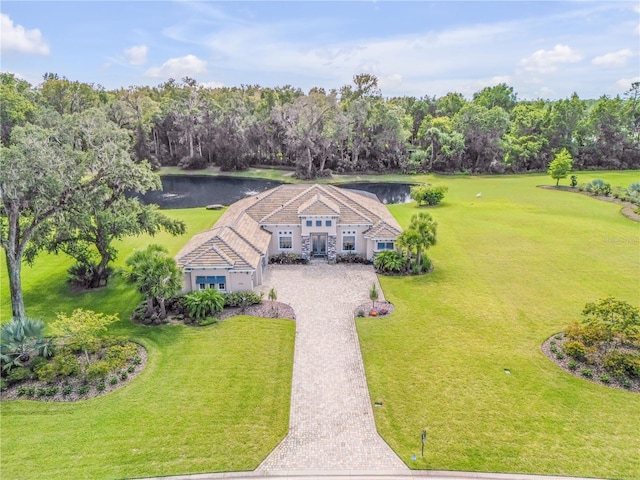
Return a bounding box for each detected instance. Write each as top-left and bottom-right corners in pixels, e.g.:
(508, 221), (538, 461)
(1, 1), (639, 99)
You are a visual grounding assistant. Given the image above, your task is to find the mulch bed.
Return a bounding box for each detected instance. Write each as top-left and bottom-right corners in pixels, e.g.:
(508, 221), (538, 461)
(218, 301), (295, 321)
(541, 333), (639, 394)
(537, 185), (640, 222)
(1, 343), (148, 402)
(354, 301), (395, 318)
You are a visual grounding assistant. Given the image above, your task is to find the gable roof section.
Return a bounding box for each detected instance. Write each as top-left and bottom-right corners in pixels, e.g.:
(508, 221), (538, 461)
(297, 193), (340, 216)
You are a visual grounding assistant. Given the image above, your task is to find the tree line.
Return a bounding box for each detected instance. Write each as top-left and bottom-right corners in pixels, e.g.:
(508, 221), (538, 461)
(2, 73), (639, 179)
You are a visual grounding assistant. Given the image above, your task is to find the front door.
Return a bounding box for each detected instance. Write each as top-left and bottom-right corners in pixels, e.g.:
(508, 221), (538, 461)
(311, 234), (327, 257)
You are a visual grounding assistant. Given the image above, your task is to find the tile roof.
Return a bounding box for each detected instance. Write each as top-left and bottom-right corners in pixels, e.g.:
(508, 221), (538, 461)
(175, 184), (402, 270)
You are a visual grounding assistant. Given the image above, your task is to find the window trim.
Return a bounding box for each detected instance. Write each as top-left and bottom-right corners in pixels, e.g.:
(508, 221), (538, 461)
(342, 234), (356, 252)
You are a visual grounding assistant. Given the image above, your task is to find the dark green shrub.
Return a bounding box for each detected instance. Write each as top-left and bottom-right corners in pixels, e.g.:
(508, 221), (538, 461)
(133, 355), (142, 365)
(581, 368), (593, 378)
(550, 346), (558, 354)
(62, 385), (73, 395)
(269, 253), (308, 264)
(196, 316), (217, 327)
(622, 379), (632, 389)
(570, 175), (578, 188)
(120, 371), (128, 380)
(550, 340), (556, 346)
(336, 253), (370, 264)
(17, 385), (29, 396)
(599, 374), (611, 384)
(7, 366), (33, 383)
(602, 351), (640, 378)
(223, 291), (263, 308)
(374, 250), (407, 274)
(178, 154), (207, 170)
(67, 261), (113, 289)
(562, 341), (586, 360)
(109, 376), (118, 385)
(86, 360), (111, 380)
(0, 377), (7, 391)
(356, 310), (365, 318)
(77, 385), (90, 395)
(127, 365), (135, 373)
(37, 387), (47, 397)
(183, 289), (225, 320)
(555, 352), (565, 360)
(96, 381), (106, 392)
(568, 360), (578, 370)
(44, 386), (58, 396)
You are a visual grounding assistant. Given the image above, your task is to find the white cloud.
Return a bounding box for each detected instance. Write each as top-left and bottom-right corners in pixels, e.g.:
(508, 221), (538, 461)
(199, 80), (224, 89)
(0, 14), (49, 55)
(124, 45), (148, 65)
(519, 44), (582, 74)
(635, 24), (640, 35)
(145, 54), (208, 79)
(592, 49), (634, 67)
(615, 77), (640, 89)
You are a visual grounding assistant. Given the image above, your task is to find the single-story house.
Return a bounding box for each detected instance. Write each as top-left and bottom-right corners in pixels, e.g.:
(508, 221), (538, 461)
(175, 183), (402, 293)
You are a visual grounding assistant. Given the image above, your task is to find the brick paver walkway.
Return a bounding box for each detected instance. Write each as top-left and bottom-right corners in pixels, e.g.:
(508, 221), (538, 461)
(257, 263), (407, 471)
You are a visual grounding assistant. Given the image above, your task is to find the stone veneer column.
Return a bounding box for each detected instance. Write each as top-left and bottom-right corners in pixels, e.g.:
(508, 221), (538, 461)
(327, 235), (337, 263)
(301, 235), (310, 260)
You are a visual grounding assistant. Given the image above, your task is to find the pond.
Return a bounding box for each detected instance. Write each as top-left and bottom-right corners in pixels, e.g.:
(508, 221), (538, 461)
(135, 176), (413, 209)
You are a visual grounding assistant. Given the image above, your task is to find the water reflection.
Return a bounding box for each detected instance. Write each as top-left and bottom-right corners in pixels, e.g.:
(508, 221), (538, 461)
(136, 176), (413, 208)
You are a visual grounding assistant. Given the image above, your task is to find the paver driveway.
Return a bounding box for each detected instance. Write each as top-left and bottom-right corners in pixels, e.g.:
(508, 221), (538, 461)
(257, 263), (407, 471)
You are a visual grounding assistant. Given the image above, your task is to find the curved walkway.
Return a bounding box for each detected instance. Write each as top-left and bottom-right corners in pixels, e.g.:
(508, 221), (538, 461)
(257, 263), (406, 471)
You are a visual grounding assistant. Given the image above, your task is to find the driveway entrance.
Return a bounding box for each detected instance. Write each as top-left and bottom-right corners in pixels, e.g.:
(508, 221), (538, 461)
(257, 263), (406, 471)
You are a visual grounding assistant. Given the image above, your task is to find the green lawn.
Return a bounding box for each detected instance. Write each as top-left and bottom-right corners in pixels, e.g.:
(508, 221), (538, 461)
(358, 172), (640, 479)
(0, 207), (295, 479)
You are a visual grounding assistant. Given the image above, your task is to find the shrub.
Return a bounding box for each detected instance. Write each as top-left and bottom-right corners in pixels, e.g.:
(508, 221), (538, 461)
(109, 376), (118, 385)
(570, 175), (578, 188)
(133, 355), (142, 365)
(86, 360), (111, 380)
(602, 351), (640, 378)
(622, 379), (632, 389)
(77, 385), (90, 395)
(105, 343), (137, 371)
(356, 310), (365, 318)
(44, 386), (58, 396)
(178, 154), (207, 170)
(7, 366), (33, 384)
(269, 253), (308, 264)
(1, 317), (53, 373)
(562, 341), (587, 361)
(35, 351), (81, 383)
(581, 368), (593, 378)
(374, 250), (407, 273)
(183, 289), (225, 320)
(0, 378), (7, 391)
(127, 365), (135, 373)
(336, 253), (370, 264)
(576, 182), (587, 192)
(599, 374), (611, 384)
(62, 385), (73, 395)
(626, 181), (640, 199)
(96, 381), (106, 392)
(223, 291), (263, 308)
(196, 316), (217, 327)
(568, 360), (578, 370)
(555, 352), (565, 360)
(421, 255), (433, 272)
(586, 179), (612, 196)
(410, 183), (449, 206)
(120, 371), (128, 380)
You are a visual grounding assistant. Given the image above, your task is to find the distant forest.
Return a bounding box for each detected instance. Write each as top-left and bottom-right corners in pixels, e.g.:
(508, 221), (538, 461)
(2, 72), (639, 178)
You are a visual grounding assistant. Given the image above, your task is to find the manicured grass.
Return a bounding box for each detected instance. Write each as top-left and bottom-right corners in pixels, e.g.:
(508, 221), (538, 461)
(1, 207), (295, 479)
(358, 172), (640, 479)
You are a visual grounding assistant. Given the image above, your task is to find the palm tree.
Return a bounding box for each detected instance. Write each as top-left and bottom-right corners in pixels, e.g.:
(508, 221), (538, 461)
(0, 317), (53, 372)
(124, 244), (182, 319)
(397, 212), (437, 272)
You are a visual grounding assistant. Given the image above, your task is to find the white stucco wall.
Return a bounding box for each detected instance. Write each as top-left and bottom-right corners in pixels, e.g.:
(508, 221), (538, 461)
(300, 215), (338, 236)
(265, 225), (302, 256)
